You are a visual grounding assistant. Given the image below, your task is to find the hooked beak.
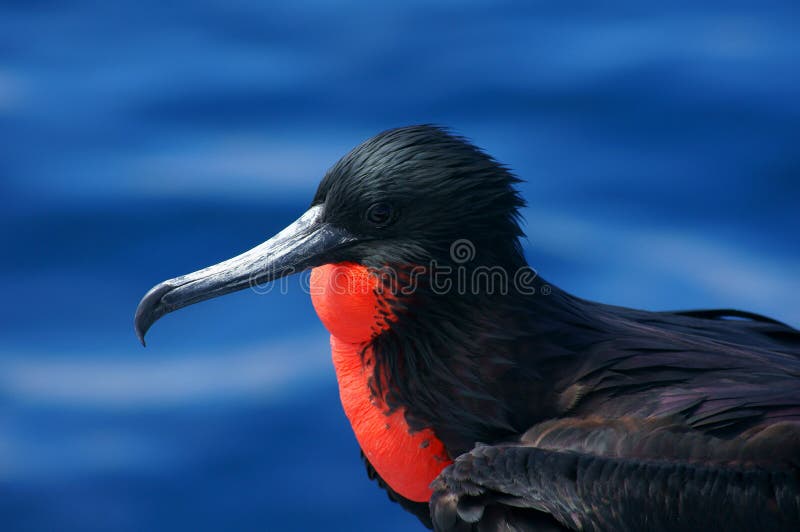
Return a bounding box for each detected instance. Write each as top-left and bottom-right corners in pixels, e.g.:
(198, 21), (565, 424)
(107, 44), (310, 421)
(134, 204), (356, 345)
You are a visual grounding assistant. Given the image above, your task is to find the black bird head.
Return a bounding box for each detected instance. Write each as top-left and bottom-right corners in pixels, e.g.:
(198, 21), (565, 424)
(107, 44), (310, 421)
(135, 125), (527, 344)
(311, 126), (526, 268)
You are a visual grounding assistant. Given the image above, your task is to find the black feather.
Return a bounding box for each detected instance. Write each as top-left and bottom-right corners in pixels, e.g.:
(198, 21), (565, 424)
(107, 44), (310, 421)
(314, 126), (800, 530)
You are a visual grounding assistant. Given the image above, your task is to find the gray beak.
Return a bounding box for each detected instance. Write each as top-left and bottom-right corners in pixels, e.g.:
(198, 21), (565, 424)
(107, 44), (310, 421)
(134, 205), (356, 345)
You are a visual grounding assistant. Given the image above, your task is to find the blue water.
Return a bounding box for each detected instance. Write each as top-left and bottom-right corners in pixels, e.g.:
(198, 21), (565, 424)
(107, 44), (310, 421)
(1, 2), (799, 530)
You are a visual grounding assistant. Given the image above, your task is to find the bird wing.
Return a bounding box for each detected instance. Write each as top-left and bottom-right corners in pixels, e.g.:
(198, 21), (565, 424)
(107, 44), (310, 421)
(662, 307), (800, 355)
(430, 416), (800, 532)
(557, 305), (800, 436)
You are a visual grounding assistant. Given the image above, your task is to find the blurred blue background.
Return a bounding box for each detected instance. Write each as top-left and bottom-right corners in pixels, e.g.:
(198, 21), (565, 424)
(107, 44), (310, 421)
(1, 1), (798, 530)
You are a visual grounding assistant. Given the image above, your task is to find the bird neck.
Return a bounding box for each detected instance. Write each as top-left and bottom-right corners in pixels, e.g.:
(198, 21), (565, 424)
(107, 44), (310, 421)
(365, 262), (597, 452)
(309, 258), (597, 454)
(309, 262), (453, 502)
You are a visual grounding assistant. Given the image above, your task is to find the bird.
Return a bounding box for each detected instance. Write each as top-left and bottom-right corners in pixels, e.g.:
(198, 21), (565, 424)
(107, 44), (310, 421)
(135, 125), (800, 531)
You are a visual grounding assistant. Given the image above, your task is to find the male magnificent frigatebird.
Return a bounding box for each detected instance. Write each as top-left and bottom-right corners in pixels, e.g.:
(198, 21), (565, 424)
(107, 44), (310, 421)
(135, 126), (800, 531)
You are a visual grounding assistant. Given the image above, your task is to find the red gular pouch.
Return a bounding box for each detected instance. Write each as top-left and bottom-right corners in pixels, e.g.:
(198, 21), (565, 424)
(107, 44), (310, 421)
(310, 263), (452, 503)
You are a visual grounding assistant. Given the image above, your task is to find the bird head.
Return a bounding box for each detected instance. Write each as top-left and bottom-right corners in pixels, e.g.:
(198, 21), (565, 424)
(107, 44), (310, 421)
(135, 125), (527, 345)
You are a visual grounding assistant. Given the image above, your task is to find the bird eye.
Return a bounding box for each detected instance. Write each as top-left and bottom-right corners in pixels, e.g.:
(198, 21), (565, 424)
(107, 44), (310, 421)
(365, 202), (394, 227)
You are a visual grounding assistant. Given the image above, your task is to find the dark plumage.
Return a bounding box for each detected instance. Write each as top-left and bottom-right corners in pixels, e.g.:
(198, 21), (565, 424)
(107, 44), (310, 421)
(135, 125), (800, 531)
(315, 127), (800, 530)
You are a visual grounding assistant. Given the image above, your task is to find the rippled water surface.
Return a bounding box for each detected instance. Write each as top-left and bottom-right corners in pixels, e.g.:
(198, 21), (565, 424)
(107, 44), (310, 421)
(1, 2), (798, 530)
